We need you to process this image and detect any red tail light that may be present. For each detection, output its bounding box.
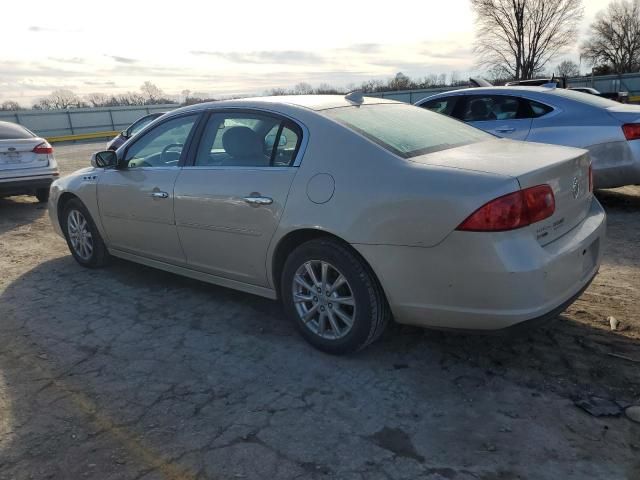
[32,141,53,154]
[588,164,593,192]
[456,185,555,232]
[622,123,640,141]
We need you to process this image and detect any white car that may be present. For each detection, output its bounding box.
[0,121,58,202]
[416,86,640,189]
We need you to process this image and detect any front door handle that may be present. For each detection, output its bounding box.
[243,196,273,206]
[495,126,516,134]
[151,191,169,199]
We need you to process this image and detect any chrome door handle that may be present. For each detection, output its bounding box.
[151,191,169,198]
[495,127,515,134]
[243,196,273,206]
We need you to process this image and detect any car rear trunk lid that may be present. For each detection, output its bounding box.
[0,138,49,171]
[411,139,593,245]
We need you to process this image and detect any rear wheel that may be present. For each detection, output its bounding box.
[35,188,49,203]
[62,198,110,268]
[281,238,390,354]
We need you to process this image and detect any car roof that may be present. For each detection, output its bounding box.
[167,95,401,117]
[422,86,557,98]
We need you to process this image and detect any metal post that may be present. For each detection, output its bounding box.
[108,109,115,131]
[67,110,75,135]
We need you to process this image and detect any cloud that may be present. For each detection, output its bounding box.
[191,50,325,64]
[48,57,85,64]
[29,25,82,33]
[342,43,382,54]
[107,55,138,64]
[84,80,116,87]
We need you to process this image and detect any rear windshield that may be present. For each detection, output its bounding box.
[547,88,621,108]
[0,121,34,140]
[323,103,491,158]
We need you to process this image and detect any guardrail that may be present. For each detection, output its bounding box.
[0,104,177,139]
[47,130,120,143]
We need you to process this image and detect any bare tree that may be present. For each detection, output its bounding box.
[292,82,314,95]
[557,59,581,76]
[387,72,412,90]
[471,0,584,80]
[140,81,164,103]
[1,100,21,111]
[44,89,83,109]
[85,92,110,107]
[581,0,640,74]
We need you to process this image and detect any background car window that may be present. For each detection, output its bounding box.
[461,96,525,122]
[420,97,458,116]
[124,114,197,168]
[526,100,554,118]
[194,112,302,167]
[129,116,157,136]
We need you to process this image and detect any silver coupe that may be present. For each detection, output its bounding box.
[49,94,606,354]
[416,86,640,189]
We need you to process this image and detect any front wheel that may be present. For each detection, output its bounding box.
[62,199,110,268]
[281,238,390,354]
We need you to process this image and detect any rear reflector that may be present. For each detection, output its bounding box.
[456,185,555,232]
[622,123,640,141]
[32,141,53,154]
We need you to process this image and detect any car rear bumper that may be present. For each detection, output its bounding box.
[354,197,606,330]
[590,140,640,188]
[0,173,57,196]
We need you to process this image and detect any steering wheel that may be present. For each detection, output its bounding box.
[161,143,183,163]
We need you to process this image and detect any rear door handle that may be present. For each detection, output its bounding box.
[243,196,273,206]
[151,191,169,199]
[495,127,516,134]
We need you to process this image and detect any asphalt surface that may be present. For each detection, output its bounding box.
[0,141,638,480]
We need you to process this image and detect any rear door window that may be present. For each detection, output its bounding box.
[419,96,459,116]
[460,96,529,122]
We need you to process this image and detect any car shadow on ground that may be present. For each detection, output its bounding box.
[1,255,639,478]
[0,196,47,236]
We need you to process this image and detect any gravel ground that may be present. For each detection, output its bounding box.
[0,141,639,480]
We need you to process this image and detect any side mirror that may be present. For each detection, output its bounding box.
[122,129,130,138]
[91,150,118,168]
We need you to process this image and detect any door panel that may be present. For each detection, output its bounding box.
[174,168,296,286]
[468,118,533,140]
[97,168,185,264]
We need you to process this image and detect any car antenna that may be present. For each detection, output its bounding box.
[344,90,364,104]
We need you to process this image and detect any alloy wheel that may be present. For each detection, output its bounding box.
[292,260,356,340]
[67,209,94,261]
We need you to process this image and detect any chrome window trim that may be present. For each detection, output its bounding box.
[179,166,296,171]
[182,106,310,169]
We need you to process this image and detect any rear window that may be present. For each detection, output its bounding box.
[324,103,491,158]
[0,122,34,140]
[547,89,621,108]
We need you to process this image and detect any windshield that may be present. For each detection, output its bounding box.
[0,122,34,140]
[323,103,491,158]
[548,88,621,108]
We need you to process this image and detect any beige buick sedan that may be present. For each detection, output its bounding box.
[49,95,605,354]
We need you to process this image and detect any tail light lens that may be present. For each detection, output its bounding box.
[32,141,53,155]
[457,185,555,232]
[622,123,640,141]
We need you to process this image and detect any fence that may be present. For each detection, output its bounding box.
[0,104,177,141]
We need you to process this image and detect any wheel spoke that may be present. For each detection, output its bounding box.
[332,296,354,306]
[328,274,346,295]
[294,274,313,292]
[317,311,327,333]
[294,293,314,303]
[321,262,328,290]
[302,303,319,322]
[333,307,354,328]
[327,310,341,336]
[305,262,320,287]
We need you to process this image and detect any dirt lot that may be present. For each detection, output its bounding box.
[0,141,639,480]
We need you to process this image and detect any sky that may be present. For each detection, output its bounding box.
[0,0,612,106]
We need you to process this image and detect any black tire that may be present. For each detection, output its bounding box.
[281,237,390,354]
[35,188,49,203]
[62,198,110,268]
